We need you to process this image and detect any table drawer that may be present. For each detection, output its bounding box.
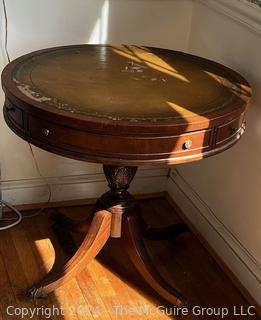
[4,99,24,128]
[216,114,245,145]
[28,115,73,145]
[28,113,212,160]
[170,129,212,155]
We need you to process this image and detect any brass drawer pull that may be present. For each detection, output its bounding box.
[183,139,192,150]
[41,128,50,137]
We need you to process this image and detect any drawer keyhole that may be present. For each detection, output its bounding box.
[231,127,238,134]
[183,139,192,150]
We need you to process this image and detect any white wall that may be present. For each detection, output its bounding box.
[168,0,261,305]
[0,0,193,204]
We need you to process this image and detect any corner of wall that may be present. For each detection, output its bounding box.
[167,168,261,307]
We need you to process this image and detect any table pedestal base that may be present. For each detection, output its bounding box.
[28,165,189,307]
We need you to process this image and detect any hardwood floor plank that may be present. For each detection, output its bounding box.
[99,262,150,320]
[10,223,41,289]
[0,230,47,320]
[0,250,17,320]
[0,198,258,319]
[55,278,94,320]
[86,260,120,320]
[97,238,172,320]
[21,213,65,320]
[76,269,113,320]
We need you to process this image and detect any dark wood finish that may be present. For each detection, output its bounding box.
[122,209,190,307]
[144,223,189,240]
[1,45,252,306]
[2,45,251,166]
[50,199,102,233]
[51,211,91,233]
[28,165,190,306]
[99,165,190,306]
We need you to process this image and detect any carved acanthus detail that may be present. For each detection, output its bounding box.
[103,165,137,196]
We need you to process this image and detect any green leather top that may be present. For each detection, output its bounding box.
[12,45,249,121]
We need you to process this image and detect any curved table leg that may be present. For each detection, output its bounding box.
[27,164,190,306]
[28,210,112,298]
[122,209,190,308]
[51,211,92,233]
[50,202,100,233]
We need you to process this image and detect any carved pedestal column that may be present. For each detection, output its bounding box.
[95,165,138,237]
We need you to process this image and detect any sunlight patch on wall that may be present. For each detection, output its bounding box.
[88,0,109,44]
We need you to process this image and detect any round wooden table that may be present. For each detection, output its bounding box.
[1,45,251,307]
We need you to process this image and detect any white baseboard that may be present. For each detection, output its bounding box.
[2,167,168,206]
[166,168,261,306]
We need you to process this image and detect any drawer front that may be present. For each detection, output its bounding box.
[170,130,212,155]
[216,114,245,145]
[4,99,24,129]
[28,114,212,159]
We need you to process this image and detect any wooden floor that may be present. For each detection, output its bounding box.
[0,197,258,319]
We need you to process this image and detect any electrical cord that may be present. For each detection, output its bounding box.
[0,200,22,230]
[0,0,52,230]
[2,0,10,63]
